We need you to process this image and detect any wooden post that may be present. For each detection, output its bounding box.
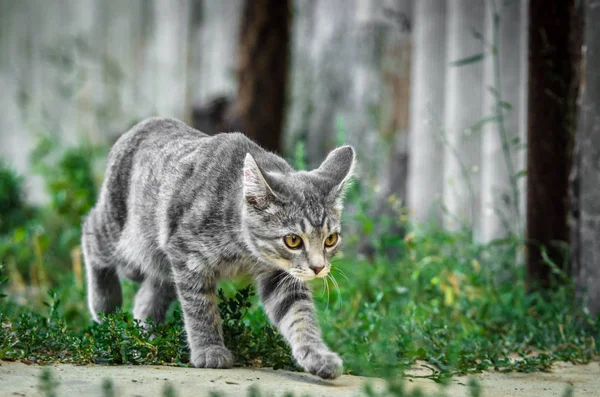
[572,0,600,315]
[229,0,291,153]
[526,0,581,287]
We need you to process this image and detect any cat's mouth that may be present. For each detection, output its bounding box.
[288,268,329,282]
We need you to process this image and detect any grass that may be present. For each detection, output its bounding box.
[0,138,599,392]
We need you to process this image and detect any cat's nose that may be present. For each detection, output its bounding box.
[310,265,325,275]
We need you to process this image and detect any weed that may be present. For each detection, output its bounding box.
[0,136,102,291]
[2,219,598,380]
[0,160,32,234]
[102,378,116,397]
[39,368,59,397]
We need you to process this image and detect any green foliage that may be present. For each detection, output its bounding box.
[467,377,481,397]
[0,263,8,299]
[293,140,307,171]
[0,263,291,368]
[0,160,31,234]
[0,136,103,285]
[30,134,98,231]
[219,286,296,370]
[315,225,599,380]
[102,379,116,397]
[163,383,178,397]
[2,220,597,381]
[450,53,485,66]
[39,368,58,397]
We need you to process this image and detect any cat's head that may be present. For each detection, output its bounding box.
[241,146,355,281]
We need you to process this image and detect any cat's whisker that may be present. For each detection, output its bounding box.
[326,275,331,310]
[276,272,292,293]
[331,275,341,310]
[328,273,342,310]
[332,267,349,282]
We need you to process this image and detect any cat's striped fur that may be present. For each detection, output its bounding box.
[82,117,354,379]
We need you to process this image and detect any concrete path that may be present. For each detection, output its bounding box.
[0,360,598,396]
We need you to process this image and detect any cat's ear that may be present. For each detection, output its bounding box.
[243,153,276,209]
[316,146,356,211]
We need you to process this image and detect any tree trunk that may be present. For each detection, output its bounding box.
[526,0,581,287]
[229,0,291,153]
[571,0,599,315]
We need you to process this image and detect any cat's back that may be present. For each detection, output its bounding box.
[109,117,206,165]
[108,117,284,174]
[100,117,290,217]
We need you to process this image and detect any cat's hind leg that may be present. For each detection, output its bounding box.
[133,279,176,328]
[82,210,123,323]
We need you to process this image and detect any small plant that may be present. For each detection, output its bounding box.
[0,160,31,234]
[0,264,8,299]
[30,134,99,248]
[0,277,293,370]
[0,136,107,288]
[102,379,116,397]
[39,368,58,397]
[219,286,296,370]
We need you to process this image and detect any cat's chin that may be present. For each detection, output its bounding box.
[286,270,314,282]
[295,275,316,282]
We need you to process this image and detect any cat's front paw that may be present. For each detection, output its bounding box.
[190,345,234,369]
[295,346,343,379]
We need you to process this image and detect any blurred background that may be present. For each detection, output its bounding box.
[0,0,525,235]
[1,0,600,377]
[0,0,598,316]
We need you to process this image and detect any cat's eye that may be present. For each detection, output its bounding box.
[324,233,339,248]
[284,234,303,249]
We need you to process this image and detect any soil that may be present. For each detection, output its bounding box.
[0,360,598,396]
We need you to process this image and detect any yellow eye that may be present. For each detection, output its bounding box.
[324,233,339,248]
[284,234,303,249]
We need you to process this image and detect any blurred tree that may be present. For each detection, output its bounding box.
[192,96,234,135]
[226,0,291,153]
[526,0,581,288]
[571,0,600,316]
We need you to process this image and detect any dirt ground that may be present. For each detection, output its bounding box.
[0,360,598,396]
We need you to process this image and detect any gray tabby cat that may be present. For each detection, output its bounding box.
[82,117,354,379]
